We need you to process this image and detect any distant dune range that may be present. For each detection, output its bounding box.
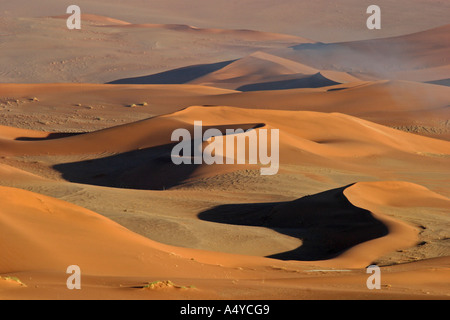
[2,0,450,42]
[52,14,313,42]
[109,24,450,89]
[0,14,311,84]
[1,13,448,86]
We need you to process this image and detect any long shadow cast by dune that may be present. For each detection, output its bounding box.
[426,78,450,87]
[53,122,265,190]
[237,73,340,92]
[198,185,389,261]
[16,132,82,141]
[53,143,201,190]
[107,60,236,84]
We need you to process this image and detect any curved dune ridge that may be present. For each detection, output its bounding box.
[165,106,450,159]
[186,53,363,90]
[112,50,362,90]
[1,105,449,190]
[0,180,448,298]
[2,106,449,157]
[332,181,450,268]
[199,181,450,267]
[0,106,450,198]
[188,51,323,89]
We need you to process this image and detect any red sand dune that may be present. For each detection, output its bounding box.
[182,52,361,90]
[1,179,449,299]
[1,106,449,159]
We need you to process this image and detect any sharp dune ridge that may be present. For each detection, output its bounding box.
[1,106,449,156]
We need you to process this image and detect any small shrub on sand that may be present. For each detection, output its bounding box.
[1,276,27,287]
[128,102,148,108]
[143,280,195,290]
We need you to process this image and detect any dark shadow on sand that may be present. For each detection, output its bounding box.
[198,185,389,261]
[237,73,340,91]
[53,143,200,190]
[15,132,83,141]
[52,122,265,190]
[426,78,450,87]
[107,60,236,85]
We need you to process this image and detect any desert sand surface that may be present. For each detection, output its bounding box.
[0,14,309,84]
[1,81,448,140]
[1,0,450,42]
[0,1,449,301]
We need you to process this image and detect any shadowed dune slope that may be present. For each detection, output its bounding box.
[199,185,390,261]
[108,60,236,85]
[188,52,322,90]
[236,72,341,91]
[1,181,447,276]
[200,181,449,266]
[109,51,359,90]
[2,106,449,157]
